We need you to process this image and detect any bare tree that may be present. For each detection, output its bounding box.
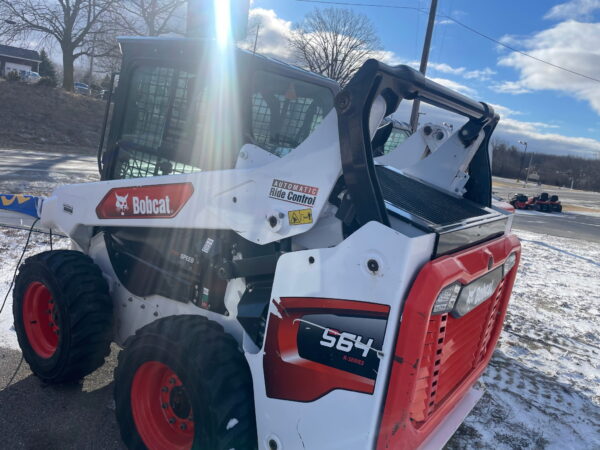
[289,8,381,86]
[110,0,186,37]
[0,0,115,90]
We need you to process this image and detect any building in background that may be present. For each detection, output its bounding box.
[0,44,41,78]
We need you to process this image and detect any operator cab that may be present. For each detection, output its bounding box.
[97,37,338,312]
[100,37,339,181]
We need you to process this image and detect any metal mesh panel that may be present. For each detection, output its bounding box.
[251,71,333,157]
[252,93,272,148]
[117,66,202,179]
[383,128,410,154]
[122,66,174,150]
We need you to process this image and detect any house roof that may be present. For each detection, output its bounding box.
[0,44,41,62]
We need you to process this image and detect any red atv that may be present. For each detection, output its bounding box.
[509,193,530,210]
[548,194,562,212]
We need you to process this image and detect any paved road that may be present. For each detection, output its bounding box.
[0,148,99,196]
[492,176,600,211]
[513,210,600,243]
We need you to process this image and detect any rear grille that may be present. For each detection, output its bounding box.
[409,280,505,424]
[375,165,487,226]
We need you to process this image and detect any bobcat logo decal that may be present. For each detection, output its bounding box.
[96,183,194,219]
[115,193,129,215]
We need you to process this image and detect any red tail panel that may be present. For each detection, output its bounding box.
[376,234,520,449]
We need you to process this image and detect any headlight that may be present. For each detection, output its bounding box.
[451,267,503,318]
[504,252,517,274]
[432,282,461,315]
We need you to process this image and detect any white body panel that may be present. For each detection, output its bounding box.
[39,111,343,248]
[376,125,484,196]
[247,222,435,449]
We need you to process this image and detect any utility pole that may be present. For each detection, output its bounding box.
[525,152,534,186]
[409,0,438,133]
[517,140,527,182]
[252,22,261,54]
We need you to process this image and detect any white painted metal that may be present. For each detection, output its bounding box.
[247,222,435,449]
[40,110,343,248]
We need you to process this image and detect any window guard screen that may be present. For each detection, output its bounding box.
[115,65,203,179]
[251,71,334,157]
[383,127,411,154]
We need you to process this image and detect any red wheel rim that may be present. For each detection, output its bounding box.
[131,361,195,450]
[22,281,59,358]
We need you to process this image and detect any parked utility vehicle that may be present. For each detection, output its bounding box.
[3,36,520,450]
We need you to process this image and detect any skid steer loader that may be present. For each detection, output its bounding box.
[3,35,520,450]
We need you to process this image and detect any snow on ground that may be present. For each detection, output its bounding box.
[0,228,70,350]
[449,230,600,449]
[0,224,599,448]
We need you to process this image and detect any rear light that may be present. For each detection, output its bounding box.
[504,252,517,274]
[431,282,461,315]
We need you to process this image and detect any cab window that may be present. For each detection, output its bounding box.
[115,65,204,179]
[251,71,334,157]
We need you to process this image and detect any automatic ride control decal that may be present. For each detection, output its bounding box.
[96,183,194,219]
[269,179,319,207]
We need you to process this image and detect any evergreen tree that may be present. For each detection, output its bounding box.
[38,49,57,85]
[100,74,111,89]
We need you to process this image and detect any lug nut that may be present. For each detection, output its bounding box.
[180,423,187,430]
[162,403,168,409]
[161,386,169,392]
[169,377,176,384]
[168,418,176,424]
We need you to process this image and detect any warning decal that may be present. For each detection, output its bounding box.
[269,179,318,207]
[288,209,313,225]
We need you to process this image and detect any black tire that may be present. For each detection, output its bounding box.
[114,315,257,450]
[13,250,113,383]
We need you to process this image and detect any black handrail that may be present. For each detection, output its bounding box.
[335,60,499,227]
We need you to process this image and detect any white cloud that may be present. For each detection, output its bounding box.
[241,8,294,61]
[464,67,497,81]
[488,103,523,118]
[544,0,600,20]
[497,21,600,114]
[429,62,465,75]
[429,77,477,96]
[491,81,532,95]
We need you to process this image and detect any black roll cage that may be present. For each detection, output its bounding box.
[335,60,499,228]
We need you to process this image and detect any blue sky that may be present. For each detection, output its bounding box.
[248,0,600,158]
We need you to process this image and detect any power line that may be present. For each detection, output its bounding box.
[296,0,600,84]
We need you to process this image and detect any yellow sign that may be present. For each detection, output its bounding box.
[288,208,313,225]
[1,194,32,206]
